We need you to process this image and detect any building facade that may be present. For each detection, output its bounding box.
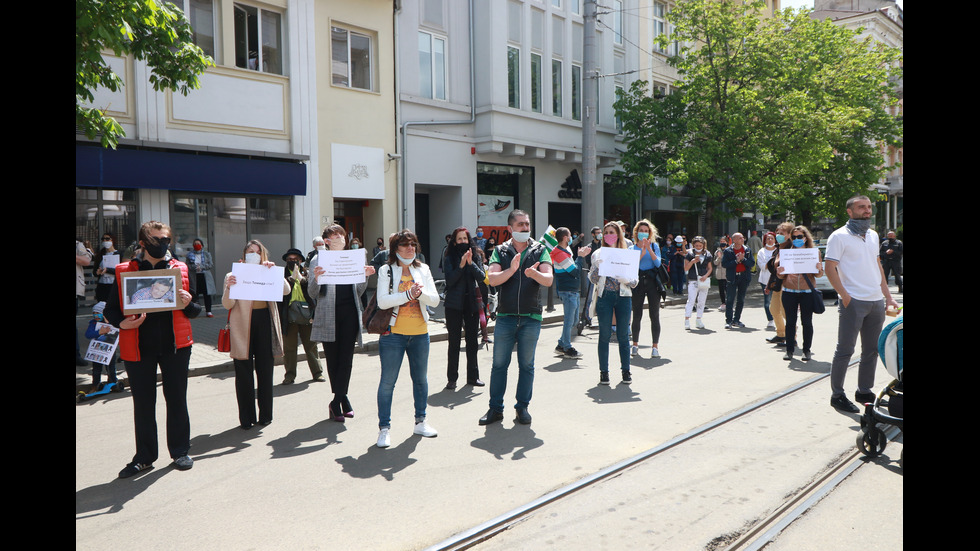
[76,0,401,303]
[396,0,638,276]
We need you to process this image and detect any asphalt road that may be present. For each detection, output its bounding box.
[75,289,903,550]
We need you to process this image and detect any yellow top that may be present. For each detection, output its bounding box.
[392,273,427,335]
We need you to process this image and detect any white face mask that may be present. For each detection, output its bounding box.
[245,252,261,264]
[102,241,113,250]
[396,253,416,265]
[315,245,326,251]
[511,231,530,243]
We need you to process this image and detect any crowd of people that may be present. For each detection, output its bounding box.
[75,197,901,479]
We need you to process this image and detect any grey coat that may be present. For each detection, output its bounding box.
[307,254,368,347]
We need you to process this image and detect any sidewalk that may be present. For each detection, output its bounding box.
[75,285,748,392]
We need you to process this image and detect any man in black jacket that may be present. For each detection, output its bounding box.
[879,230,903,293]
[479,210,553,426]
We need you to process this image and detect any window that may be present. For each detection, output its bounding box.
[234,3,283,75]
[418,31,446,100]
[611,0,623,45]
[332,26,374,90]
[507,46,520,109]
[187,0,215,58]
[652,2,666,54]
[531,53,542,113]
[615,85,624,132]
[571,64,582,121]
[552,59,562,117]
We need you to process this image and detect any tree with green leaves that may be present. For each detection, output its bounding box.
[613,0,902,236]
[76,0,213,148]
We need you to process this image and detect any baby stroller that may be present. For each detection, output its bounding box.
[856,313,903,467]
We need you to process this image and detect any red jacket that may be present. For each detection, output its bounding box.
[115,259,194,362]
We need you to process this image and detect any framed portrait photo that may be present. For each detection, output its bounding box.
[119,268,182,314]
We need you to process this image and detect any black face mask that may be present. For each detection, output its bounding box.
[454,242,470,256]
[142,238,171,259]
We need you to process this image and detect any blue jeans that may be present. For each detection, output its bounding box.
[725,272,750,324]
[377,332,430,429]
[596,290,632,372]
[488,315,541,412]
[557,291,580,349]
[761,283,773,321]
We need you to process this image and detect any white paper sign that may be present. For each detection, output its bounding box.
[316,249,367,285]
[230,263,286,301]
[103,254,120,269]
[597,248,641,281]
[85,322,120,364]
[779,248,821,274]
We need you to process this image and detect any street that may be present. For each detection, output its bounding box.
[75,289,903,550]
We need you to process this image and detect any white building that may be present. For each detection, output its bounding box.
[396,0,640,274]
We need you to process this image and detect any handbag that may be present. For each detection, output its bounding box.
[217,312,231,352]
[362,266,395,334]
[804,273,825,314]
[694,255,711,292]
[287,280,312,324]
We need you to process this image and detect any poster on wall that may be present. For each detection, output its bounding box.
[477,194,514,245]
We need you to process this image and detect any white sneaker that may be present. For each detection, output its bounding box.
[377,428,390,448]
[767,320,775,330]
[696,319,705,330]
[650,348,661,359]
[414,420,438,438]
[684,319,691,330]
[630,344,639,356]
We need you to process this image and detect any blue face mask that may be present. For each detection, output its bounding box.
[792,238,806,248]
[637,232,649,240]
[775,234,786,244]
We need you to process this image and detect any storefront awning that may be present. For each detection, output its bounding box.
[75,144,307,196]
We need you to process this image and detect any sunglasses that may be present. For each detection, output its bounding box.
[792,235,805,240]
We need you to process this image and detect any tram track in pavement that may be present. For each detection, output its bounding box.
[423,357,900,551]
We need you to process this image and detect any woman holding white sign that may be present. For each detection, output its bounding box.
[309,224,374,423]
[683,236,713,329]
[588,222,639,385]
[775,226,824,362]
[374,230,440,448]
[223,240,290,429]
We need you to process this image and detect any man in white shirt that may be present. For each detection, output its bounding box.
[824,196,900,413]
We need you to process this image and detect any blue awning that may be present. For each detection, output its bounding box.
[75,144,307,196]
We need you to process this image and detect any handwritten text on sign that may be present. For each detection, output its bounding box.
[779,248,821,274]
[597,248,640,281]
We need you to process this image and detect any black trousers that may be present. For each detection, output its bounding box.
[446,306,480,383]
[631,275,661,344]
[234,308,274,426]
[125,346,192,464]
[321,300,359,399]
[782,291,815,354]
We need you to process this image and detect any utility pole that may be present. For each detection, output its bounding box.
[581,0,600,235]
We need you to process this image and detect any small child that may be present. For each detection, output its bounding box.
[84,302,119,391]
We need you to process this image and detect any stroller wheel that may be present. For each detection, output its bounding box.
[857,427,887,457]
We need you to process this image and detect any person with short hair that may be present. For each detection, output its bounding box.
[479,210,553,426]
[279,248,323,384]
[824,196,900,413]
[310,225,375,422]
[722,232,755,328]
[879,230,903,293]
[551,226,589,358]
